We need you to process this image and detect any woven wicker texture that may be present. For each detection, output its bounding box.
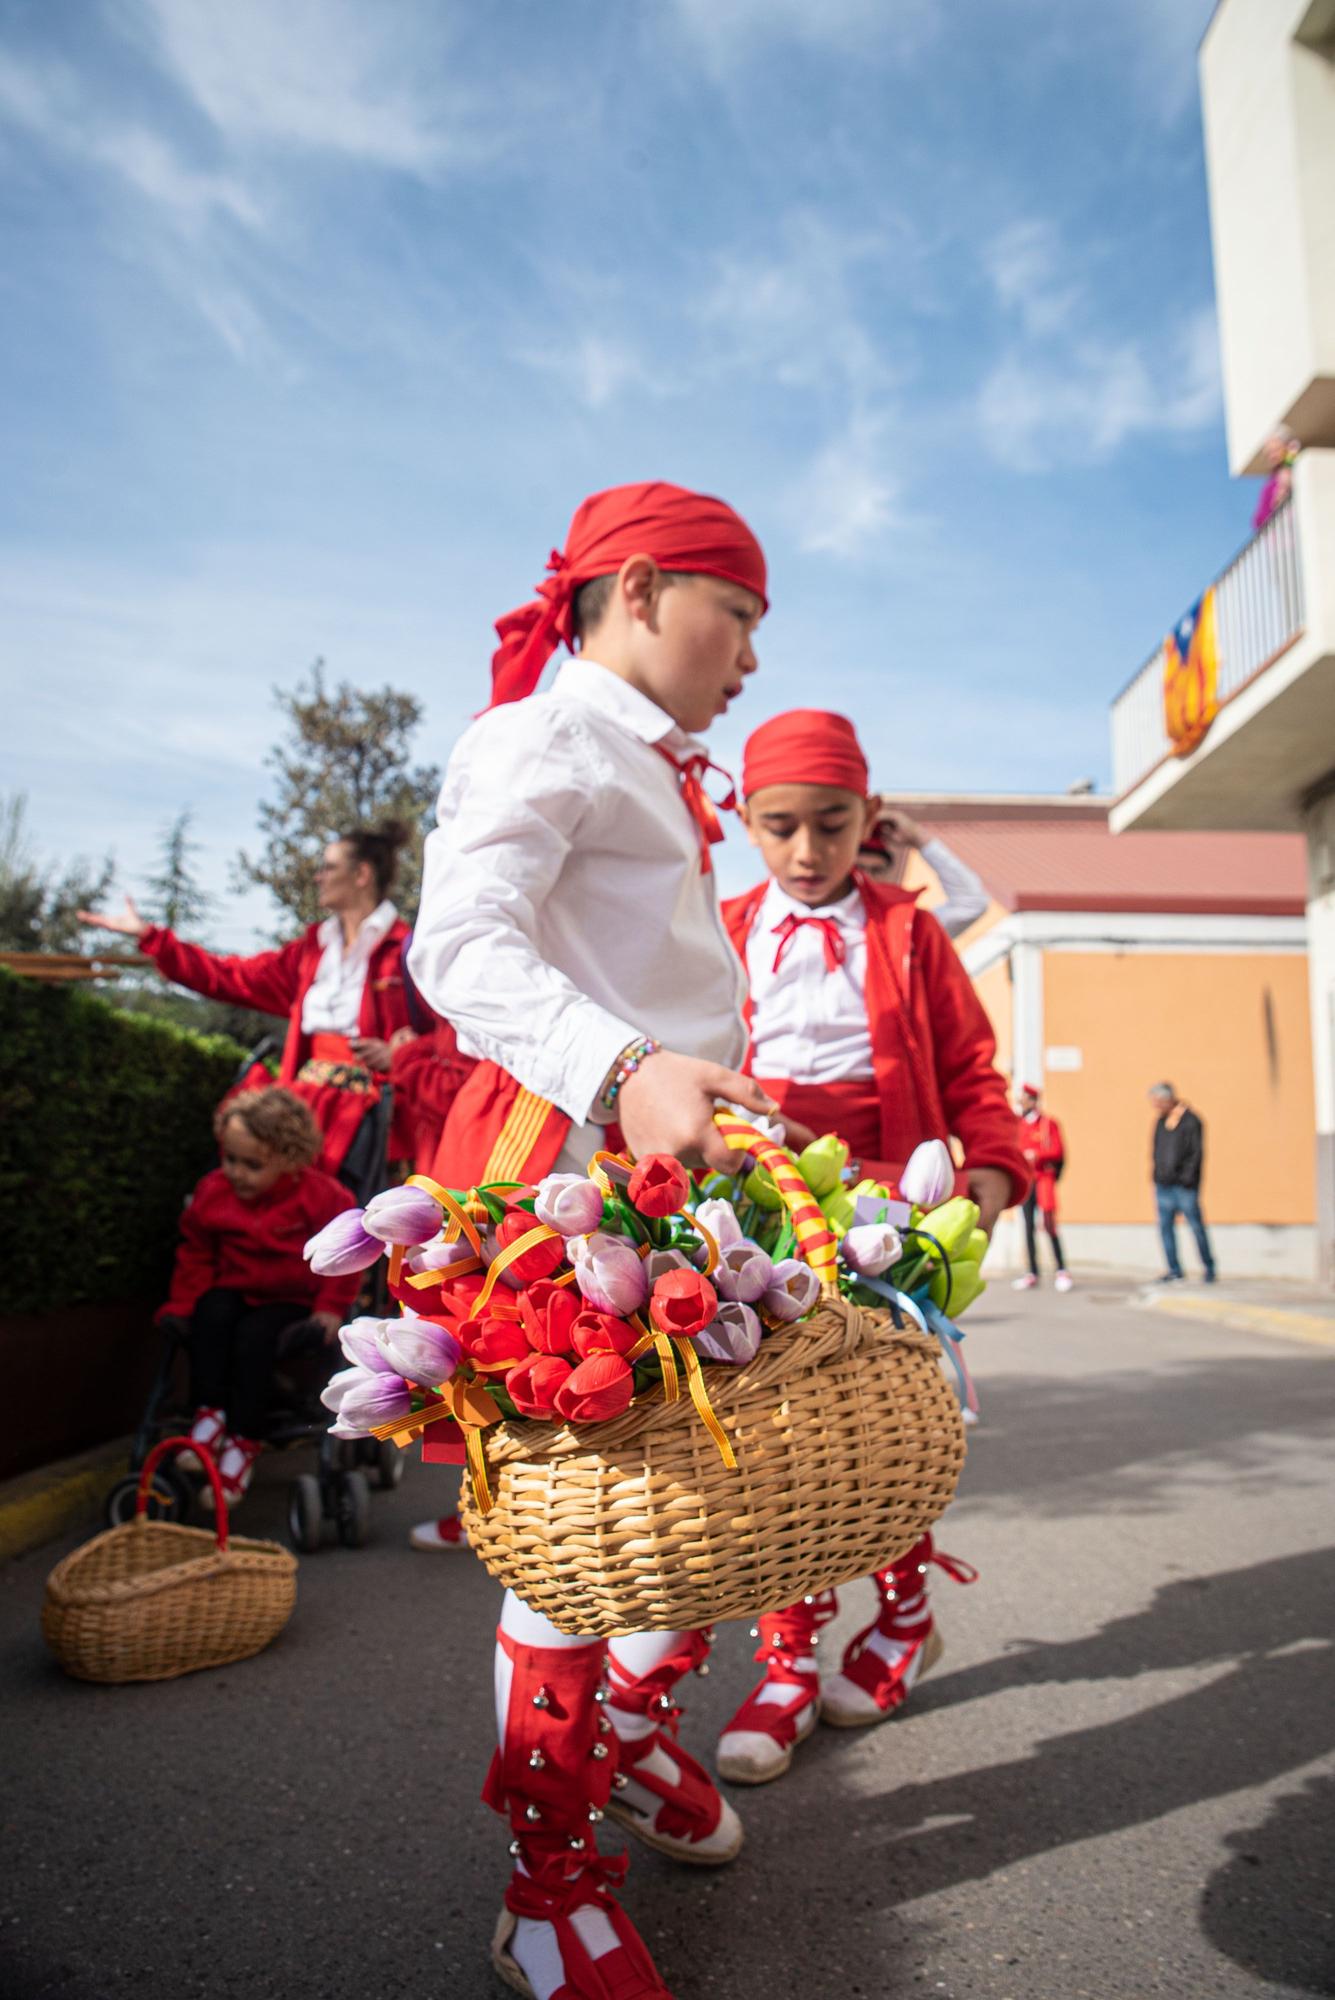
[42,1517,297,1684]
[460,1297,965,1637]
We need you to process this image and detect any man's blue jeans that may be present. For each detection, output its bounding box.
[1156,1184,1216,1278]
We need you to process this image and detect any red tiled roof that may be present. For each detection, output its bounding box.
[912,808,1307,917]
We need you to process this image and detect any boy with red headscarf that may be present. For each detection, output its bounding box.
[711,709,1028,1787]
[408,482,777,2000]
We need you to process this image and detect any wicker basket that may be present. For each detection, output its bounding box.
[461,1293,965,1637]
[42,1438,298,1684]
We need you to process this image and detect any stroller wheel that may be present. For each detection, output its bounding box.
[374,1439,405,1492]
[333,1469,372,1549]
[288,1474,323,1553]
[104,1466,190,1527]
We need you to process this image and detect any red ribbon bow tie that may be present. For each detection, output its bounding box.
[656,747,736,874]
[771,912,847,974]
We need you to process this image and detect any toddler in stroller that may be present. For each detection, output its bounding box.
[157,1087,362,1508]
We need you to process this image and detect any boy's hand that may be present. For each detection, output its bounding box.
[967,1167,1010,1238]
[774,1114,817,1153]
[617,1053,779,1174]
[876,808,925,852]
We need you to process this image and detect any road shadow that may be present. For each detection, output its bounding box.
[956,1347,1335,1517]
[774,1544,1335,1993]
[1201,1771,1335,1994]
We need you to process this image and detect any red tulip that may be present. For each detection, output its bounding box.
[649,1268,718,1340]
[506,1353,573,1419]
[627,1154,691,1219]
[553,1354,635,1424]
[517,1279,582,1355]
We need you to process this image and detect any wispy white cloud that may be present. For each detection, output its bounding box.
[0,50,261,234]
[978,306,1221,471]
[787,415,904,558]
[977,210,1221,471]
[131,0,492,176]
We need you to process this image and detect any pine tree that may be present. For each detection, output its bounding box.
[143,807,214,934]
[233,663,440,931]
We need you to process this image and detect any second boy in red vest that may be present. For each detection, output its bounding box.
[714,709,1028,1784]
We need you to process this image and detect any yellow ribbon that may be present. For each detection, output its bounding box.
[407,1175,483,1258]
[403,1254,483,1291]
[678,1339,737,1471]
[371,1375,502,1515]
[588,1149,632,1199]
[627,1312,679,1401]
[473,1222,562,1311]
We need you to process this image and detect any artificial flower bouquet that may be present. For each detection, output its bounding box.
[305,1116,969,1634]
[305,1124,982,1513]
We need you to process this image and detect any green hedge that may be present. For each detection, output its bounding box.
[0,970,246,1314]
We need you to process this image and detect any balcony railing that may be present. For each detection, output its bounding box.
[1111,498,1305,797]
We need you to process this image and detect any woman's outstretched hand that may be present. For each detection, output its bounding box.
[75,894,150,940]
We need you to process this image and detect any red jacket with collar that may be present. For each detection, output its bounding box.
[158,1166,361,1324]
[723,874,1029,1205]
[140,918,412,1082]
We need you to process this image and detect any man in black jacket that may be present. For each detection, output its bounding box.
[1149,1082,1217,1282]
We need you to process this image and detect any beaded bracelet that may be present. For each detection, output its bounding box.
[596,1036,662,1119]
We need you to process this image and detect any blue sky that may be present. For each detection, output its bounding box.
[2,0,1241,944]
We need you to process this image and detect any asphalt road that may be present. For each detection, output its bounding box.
[3,1284,1333,2000]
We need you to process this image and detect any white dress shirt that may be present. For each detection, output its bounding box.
[409,660,748,1149]
[300,899,399,1035]
[921,838,988,939]
[746,880,874,1084]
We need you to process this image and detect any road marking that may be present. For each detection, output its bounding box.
[1141,1293,1335,1349]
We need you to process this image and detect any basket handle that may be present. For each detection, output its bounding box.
[137,1436,229,1550]
[711,1111,840,1297]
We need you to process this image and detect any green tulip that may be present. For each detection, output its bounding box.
[796,1134,849,1198]
[743,1163,785,1210]
[919,1197,980,1264]
[820,1187,857,1236]
[928,1257,986,1316]
[966,1228,990,1265]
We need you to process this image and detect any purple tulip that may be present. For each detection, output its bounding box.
[305,1209,383,1276]
[338,1318,400,1373]
[534,1173,606,1237]
[841,1223,903,1277]
[693,1198,744,1251]
[899,1140,954,1212]
[375,1316,462,1385]
[407,1238,477,1276]
[320,1365,411,1438]
[569,1231,649,1316]
[762,1258,822,1323]
[362,1184,444,1247]
[643,1247,693,1286]
[714,1239,774,1305]
[695,1301,763,1366]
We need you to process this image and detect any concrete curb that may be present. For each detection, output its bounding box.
[0,1438,130,1563]
[1137,1289,1335,1348]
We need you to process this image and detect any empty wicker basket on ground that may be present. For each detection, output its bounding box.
[462,1289,966,1638]
[42,1438,297,1684]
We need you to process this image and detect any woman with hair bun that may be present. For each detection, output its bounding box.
[80,822,417,1171]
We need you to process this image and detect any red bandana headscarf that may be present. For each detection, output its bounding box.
[489,480,768,708]
[741,710,869,800]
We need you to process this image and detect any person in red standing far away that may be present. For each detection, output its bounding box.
[1011,1082,1073,1292]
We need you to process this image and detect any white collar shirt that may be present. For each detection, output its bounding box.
[409,659,748,1153]
[301,899,399,1036]
[745,879,874,1084]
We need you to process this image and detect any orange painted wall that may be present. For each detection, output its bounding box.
[1039,951,1315,1224]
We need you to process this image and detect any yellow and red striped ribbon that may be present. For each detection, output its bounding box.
[710,1111,840,1296]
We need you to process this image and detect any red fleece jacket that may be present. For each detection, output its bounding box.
[159,1166,361,1324]
[723,874,1029,1205]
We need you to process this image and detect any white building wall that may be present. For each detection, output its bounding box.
[1201,0,1335,472]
